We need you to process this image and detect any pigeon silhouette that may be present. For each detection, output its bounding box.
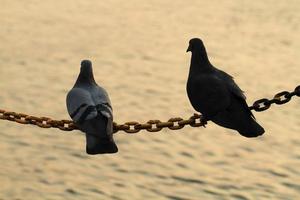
[186,38,264,137]
[66,60,118,154]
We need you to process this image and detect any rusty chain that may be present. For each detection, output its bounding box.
[0,85,299,134]
[249,85,300,111]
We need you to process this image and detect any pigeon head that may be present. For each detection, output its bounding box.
[80,60,93,75]
[187,38,210,65]
[76,60,96,85]
[186,38,206,53]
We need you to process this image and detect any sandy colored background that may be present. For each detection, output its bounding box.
[0,0,299,199]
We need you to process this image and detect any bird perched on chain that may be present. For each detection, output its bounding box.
[186,38,264,137]
[66,60,118,154]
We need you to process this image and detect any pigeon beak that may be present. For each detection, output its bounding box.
[186,45,192,52]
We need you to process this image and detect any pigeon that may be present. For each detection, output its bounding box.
[186,38,264,137]
[66,60,118,154]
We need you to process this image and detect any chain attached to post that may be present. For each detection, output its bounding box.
[0,85,299,134]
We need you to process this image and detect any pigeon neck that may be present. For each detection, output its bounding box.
[75,70,96,86]
[191,48,210,68]
[190,50,211,72]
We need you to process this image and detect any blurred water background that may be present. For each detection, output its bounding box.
[0,0,299,199]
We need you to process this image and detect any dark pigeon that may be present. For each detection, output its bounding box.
[66,60,118,154]
[186,38,264,137]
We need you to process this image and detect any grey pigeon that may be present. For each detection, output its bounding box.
[186,38,264,137]
[66,60,118,154]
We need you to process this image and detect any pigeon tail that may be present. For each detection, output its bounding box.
[86,134,118,155]
[237,120,265,138]
[211,97,265,138]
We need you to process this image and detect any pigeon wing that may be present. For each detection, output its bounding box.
[215,69,254,118]
[92,85,113,119]
[215,69,246,99]
[66,87,98,124]
[94,85,114,135]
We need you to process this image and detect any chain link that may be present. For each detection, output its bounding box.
[0,85,299,134]
[249,85,300,112]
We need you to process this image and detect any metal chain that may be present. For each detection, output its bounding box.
[249,85,300,112]
[0,85,299,134]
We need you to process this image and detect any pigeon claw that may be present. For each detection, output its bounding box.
[200,115,208,128]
